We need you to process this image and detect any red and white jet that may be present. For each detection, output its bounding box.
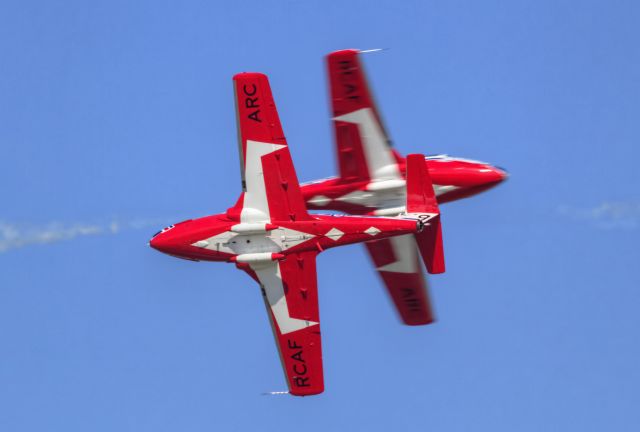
[299,49,508,325]
[150,72,446,396]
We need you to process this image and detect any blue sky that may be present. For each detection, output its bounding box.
[1,0,639,430]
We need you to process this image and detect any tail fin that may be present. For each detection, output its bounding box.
[405,154,445,274]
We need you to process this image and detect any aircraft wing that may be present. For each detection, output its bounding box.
[242,251,324,396]
[364,234,435,325]
[232,73,312,223]
[327,49,402,183]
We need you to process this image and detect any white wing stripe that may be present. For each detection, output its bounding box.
[241,140,286,223]
[252,262,318,335]
[376,234,419,274]
[333,108,401,181]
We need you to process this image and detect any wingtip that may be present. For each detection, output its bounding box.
[359,48,387,54]
[326,48,359,59]
[233,72,268,81]
[261,390,290,396]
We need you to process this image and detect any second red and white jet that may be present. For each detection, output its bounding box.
[299,49,508,325]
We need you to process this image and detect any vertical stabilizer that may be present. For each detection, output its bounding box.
[405,154,445,274]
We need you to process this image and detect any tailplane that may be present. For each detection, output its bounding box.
[405,154,445,274]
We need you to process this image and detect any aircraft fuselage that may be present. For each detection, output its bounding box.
[150,213,423,263]
[300,155,508,215]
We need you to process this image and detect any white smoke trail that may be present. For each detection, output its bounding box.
[0,218,173,253]
[557,200,640,230]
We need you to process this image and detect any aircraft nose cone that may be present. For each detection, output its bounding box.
[149,220,199,260]
[149,233,166,252]
[461,163,509,187]
[486,165,509,184]
[149,231,177,255]
[499,166,509,181]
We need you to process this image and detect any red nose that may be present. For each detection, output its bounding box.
[149,228,180,255]
[481,165,509,185]
[427,160,508,188]
[149,233,170,253]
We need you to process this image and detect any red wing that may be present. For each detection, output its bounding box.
[234,72,286,151]
[364,234,435,326]
[243,251,324,396]
[326,50,401,183]
[327,49,386,124]
[232,73,312,223]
